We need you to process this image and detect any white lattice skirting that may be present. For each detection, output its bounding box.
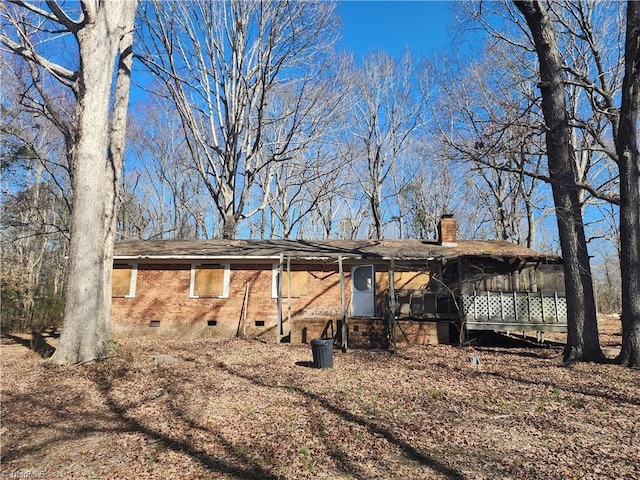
[462,291,568,332]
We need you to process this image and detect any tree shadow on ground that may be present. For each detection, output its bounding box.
[3,332,57,358]
[219,363,467,480]
[88,367,281,480]
[2,356,279,479]
[463,332,564,360]
[467,331,564,348]
[294,360,315,368]
[432,359,640,408]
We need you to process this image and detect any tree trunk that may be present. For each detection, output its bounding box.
[370,189,383,239]
[221,214,238,240]
[51,1,138,365]
[103,3,137,345]
[514,0,604,363]
[616,1,640,368]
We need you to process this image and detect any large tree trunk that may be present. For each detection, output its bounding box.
[370,188,383,239]
[616,1,640,368]
[221,213,238,240]
[514,0,604,363]
[103,3,138,344]
[51,1,137,365]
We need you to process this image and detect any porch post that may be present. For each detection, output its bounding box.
[388,257,397,352]
[277,254,283,343]
[287,255,292,332]
[339,256,348,352]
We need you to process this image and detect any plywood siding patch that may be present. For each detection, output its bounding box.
[285,270,308,297]
[112,265,132,297]
[376,271,431,293]
[194,265,225,297]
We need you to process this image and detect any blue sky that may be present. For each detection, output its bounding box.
[336,1,454,59]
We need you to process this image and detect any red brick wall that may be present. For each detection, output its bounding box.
[112,261,450,346]
[112,262,353,341]
[113,263,278,338]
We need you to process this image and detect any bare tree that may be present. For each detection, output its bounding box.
[432,40,552,248]
[397,153,459,240]
[137,0,338,239]
[446,1,622,237]
[444,0,636,363]
[1,0,138,364]
[0,164,66,331]
[513,0,604,362]
[523,0,638,366]
[1,47,73,333]
[290,161,353,240]
[347,51,424,239]
[614,1,640,367]
[123,97,213,239]
[503,0,638,366]
[253,66,347,239]
[261,148,342,239]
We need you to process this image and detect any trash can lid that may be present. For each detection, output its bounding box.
[310,337,334,346]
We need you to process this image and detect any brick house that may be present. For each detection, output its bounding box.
[112,217,566,347]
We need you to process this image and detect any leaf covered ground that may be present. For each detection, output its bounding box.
[1,317,638,480]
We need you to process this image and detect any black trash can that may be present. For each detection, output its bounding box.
[310,337,334,369]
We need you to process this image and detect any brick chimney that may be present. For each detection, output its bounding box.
[438,214,457,246]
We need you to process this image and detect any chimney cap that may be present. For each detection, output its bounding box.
[441,213,454,219]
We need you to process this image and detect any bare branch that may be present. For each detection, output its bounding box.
[7,1,59,24]
[0,34,77,87]
[45,0,83,33]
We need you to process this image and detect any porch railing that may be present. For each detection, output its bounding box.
[393,290,458,319]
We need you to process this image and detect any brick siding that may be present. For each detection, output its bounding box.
[112,261,450,346]
[112,262,354,341]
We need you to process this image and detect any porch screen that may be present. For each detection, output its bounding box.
[112,265,132,297]
[194,265,225,297]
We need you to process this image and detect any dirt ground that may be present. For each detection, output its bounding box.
[1,315,638,480]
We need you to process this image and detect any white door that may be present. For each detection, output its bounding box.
[351,265,375,317]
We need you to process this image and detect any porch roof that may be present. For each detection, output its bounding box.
[114,239,559,263]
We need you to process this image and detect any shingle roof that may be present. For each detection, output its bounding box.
[114,239,559,263]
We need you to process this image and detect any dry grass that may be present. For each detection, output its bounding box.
[1,316,638,480]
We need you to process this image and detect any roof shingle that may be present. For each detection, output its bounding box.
[114,239,559,262]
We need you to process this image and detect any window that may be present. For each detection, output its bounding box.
[353,265,373,292]
[112,264,137,298]
[190,264,230,298]
[272,264,308,298]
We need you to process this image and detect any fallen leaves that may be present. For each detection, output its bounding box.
[1,321,638,479]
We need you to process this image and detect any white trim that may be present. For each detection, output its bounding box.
[115,255,282,261]
[125,264,138,298]
[271,263,279,299]
[114,254,438,262]
[189,265,196,298]
[222,265,230,298]
[189,263,230,299]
